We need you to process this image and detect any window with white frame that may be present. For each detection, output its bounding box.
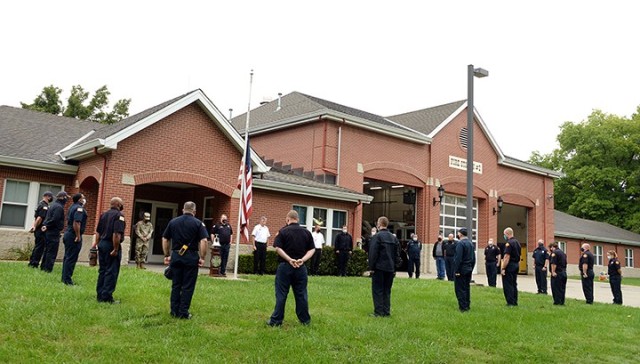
[293,205,346,246]
[593,245,603,265]
[0,179,63,229]
[439,194,477,242]
[625,249,634,267]
[558,241,566,252]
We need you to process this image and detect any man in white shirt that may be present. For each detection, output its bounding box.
[252,216,271,275]
[310,224,325,275]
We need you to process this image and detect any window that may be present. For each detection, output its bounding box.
[625,249,634,267]
[0,180,63,229]
[293,205,346,246]
[439,194,477,242]
[0,180,30,227]
[558,241,566,252]
[593,245,603,265]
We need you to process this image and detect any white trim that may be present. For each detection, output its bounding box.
[0,155,77,174]
[554,231,640,247]
[253,178,372,204]
[56,130,96,157]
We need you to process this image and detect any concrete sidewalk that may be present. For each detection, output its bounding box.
[395,271,640,308]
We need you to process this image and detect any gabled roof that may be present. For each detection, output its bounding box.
[231,92,430,144]
[58,89,270,174]
[257,169,372,203]
[555,210,640,247]
[0,106,101,174]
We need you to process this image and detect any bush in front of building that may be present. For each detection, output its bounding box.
[238,246,369,276]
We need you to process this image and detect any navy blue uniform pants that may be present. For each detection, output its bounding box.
[269,262,310,325]
[371,270,395,316]
[41,232,60,272]
[61,230,82,284]
[551,271,567,305]
[253,243,267,275]
[96,240,121,302]
[29,230,46,268]
[310,248,322,275]
[502,262,519,305]
[485,262,498,287]
[337,251,350,276]
[219,244,230,275]
[454,272,472,311]
[609,275,622,304]
[535,265,548,293]
[581,270,594,303]
[407,256,420,278]
[445,257,455,281]
[170,251,200,317]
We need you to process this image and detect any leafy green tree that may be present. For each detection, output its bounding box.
[22,84,131,124]
[529,108,640,233]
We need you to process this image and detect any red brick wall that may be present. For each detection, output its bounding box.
[559,237,639,269]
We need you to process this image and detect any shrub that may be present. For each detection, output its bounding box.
[8,242,34,261]
[238,246,369,277]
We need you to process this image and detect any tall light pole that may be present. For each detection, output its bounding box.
[466,65,488,245]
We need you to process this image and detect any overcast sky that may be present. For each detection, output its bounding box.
[2,1,638,160]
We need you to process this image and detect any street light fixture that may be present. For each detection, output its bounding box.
[466,65,489,242]
[433,185,445,206]
[493,196,504,215]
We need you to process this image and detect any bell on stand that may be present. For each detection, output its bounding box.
[209,235,222,277]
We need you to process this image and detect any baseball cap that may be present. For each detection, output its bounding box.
[56,191,69,198]
[43,191,54,198]
[144,212,151,220]
[458,227,468,236]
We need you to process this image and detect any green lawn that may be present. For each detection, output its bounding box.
[1,261,639,363]
[568,275,640,287]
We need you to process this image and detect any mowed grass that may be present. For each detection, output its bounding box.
[1,261,639,364]
[569,275,640,287]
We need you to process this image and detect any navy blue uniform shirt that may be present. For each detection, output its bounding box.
[163,214,208,251]
[484,245,500,263]
[96,207,125,242]
[504,238,521,264]
[533,246,549,266]
[212,223,233,244]
[34,200,49,226]
[444,240,457,257]
[453,237,476,274]
[42,199,66,234]
[66,202,88,235]
[273,223,314,262]
[579,250,595,270]
[608,258,621,276]
[550,249,567,272]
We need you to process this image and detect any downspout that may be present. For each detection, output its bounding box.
[93,147,108,227]
[543,178,547,244]
[337,123,342,185]
[321,118,327,170]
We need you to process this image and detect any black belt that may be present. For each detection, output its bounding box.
[256,241,267,244]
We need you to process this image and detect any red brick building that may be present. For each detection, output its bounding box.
[1,89,638,275]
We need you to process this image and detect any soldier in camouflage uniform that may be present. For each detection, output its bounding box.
[135,212,154,269]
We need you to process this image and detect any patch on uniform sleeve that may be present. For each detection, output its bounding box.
[506,243,510,247]
[616,261,620,265]
[582,254,587,258]
[77,208,83,212]
[202,222,205,227]
[551,253,555,257]
[43,206,48,210]
[119,216,125,221]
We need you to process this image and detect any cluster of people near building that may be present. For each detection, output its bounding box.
[25,191,626,324]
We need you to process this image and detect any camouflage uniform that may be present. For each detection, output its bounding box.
[135,216,154,267]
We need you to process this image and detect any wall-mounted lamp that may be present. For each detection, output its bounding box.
[493,196,504,215]
[433,185,445,206]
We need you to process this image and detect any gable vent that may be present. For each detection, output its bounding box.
[459,127,468,149]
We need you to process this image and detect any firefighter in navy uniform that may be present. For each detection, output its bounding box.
[532,240,550,294]
[500,227,521,306]
[93,197,125,304]
[549,242,567,305]
[28,191,53,268]
[579,243,595,304]
[607,250,623,305]
[61,193,88,285]
[40,191,69,273]
[162,201,208,319]
[211,214,233,277]
[443,234,457,281]
[483,239,500,287]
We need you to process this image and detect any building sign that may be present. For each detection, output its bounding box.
[449,156,482,174]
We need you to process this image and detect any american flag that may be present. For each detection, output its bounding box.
[237,138,253,242]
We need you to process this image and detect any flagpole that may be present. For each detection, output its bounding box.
[233,69,253,279]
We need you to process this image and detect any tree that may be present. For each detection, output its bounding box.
[21,85,131,124]
[528,108,640,233]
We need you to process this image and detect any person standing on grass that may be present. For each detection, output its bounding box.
[406,233,422,279]
[368,216,401,317]
[162,201,208,319]
[500,227,521,306]
[40,191,69,273]
[93,197,125,304]
[579,243,595,304]
[483,239,500,287]
[453,227,475,312]
[607,250,623,305]
[334,225,353,276]
[251,216,271,275]
[532,240,549,294]
[267,210,315,327]
[310,224,325,275]
[134,212,154,270]
[28,191,53,269]
[444,233,457,281]
[61,193,88,285]
[549,242,567,305]
[211,214,233,277]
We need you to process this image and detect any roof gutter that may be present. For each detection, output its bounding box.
[0,155,77,174]
[253,179,373,204]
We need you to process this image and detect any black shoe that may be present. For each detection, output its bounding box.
[63,281,75,286]
[300,321,310,326]
[266,321,281,327]
[179,313,192,320]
